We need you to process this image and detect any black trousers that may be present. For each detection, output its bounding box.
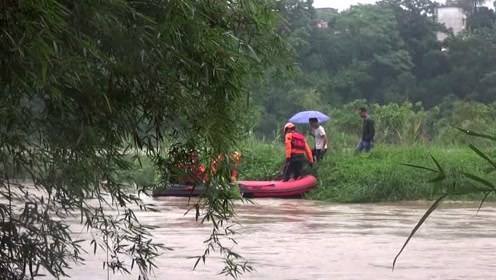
[313,148,326,162]
[283,154,305,181]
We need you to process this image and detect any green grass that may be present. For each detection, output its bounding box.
[309,146,488,202]
[238,138,285,180]
[238,140,493,203]
[115,139,494,203]
[115,155,159,187]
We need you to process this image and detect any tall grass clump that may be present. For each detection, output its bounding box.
[115,155,159,187]
[308,145,487,202]
[238,137,284,180]
[237,137,487,202]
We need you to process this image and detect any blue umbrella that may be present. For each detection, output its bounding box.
[289,110,330,124]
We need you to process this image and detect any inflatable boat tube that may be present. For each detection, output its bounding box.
[237,175,317,198]
[152,176,317,198]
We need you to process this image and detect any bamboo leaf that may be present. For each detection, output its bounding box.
[462,172,496,191]
[468,144,496,170]
[477,192,491,215]
[401,163,438,173]
[429,155,446,182]
[393,193,448,269]
[456,128,496,142]
[403,158,445,182]
[430,155,444,174]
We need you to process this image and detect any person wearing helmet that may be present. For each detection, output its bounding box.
[210,151,242,182]
[282,122,314,181]
[229,151,242,182]
[170,149,207,184]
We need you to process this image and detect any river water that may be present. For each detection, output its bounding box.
[67,198,496,280]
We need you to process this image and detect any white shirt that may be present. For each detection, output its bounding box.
[311,126,327,150]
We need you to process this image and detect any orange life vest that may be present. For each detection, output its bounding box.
[209,152,241,182]
[285,132,314,163]
[290,132,307,153]
[176,161,206,184]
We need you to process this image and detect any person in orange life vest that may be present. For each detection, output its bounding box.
[228,151,241,182]
[282,122,313,181]
[209,151,242,182]
[173,150,206,184]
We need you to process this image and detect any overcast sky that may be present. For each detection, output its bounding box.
[313,0,378,10]
[313,0,494,10]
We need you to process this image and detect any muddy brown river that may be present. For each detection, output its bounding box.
[65,198,496,280]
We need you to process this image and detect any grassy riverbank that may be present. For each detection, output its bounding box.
[117,139,492,203]
[238,140,491,202]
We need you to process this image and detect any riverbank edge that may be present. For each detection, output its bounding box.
[238,142,493,203]
[117,142,493,203]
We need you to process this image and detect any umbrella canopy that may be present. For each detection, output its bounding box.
[288,110,330,124]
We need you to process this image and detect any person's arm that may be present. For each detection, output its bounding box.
[363,121,368,141]
[230,170,238,182]
[284,133,292,160]
[198,164,207,183]
[304,142,314,164]
[361,120,366,140]
[370,119,375,140]
[321,127,328,149]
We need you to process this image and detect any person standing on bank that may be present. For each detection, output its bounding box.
[283,122,314,181]
[357,107,375,152]
[309,118,328,162]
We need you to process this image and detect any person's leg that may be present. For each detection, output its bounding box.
[313,149,320,162]
[316,149,324,161]
[364,141,372,152]
[320,149,326,160]
[293,157,303,179]
[356,141,365,152]
[283,159,294,181]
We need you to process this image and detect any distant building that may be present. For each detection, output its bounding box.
[436,6,466,41]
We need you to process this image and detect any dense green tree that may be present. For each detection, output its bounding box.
[468,6,496,29]
[249,0,316,136]
[444,28,496,101]
[250,0,496,136]
[0,0,286,278]
[276,0,315,54]
[448,0,488,14]
[307,4,414,102]
[315,7,338,22]
[379,0,444,79]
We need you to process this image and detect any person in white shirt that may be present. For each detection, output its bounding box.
[309,118,328,162]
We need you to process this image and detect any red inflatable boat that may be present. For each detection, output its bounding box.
[238,175,318,198]
[152,175,318,198]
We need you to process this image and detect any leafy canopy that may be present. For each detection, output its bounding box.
[0,0,287,279]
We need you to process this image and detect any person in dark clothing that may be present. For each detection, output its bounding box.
[356,107,375,152]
